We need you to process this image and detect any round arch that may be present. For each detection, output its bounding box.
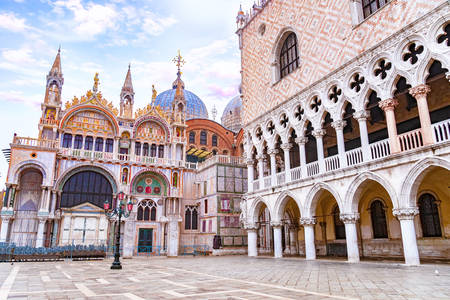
[304,182,343,218]
[60,105,120,136]
[130,169,171,197]
[133,115,171,141]
[56,164,119,193]
[10,160,47,185]
[344,171,398,213]
[400,157,450,208]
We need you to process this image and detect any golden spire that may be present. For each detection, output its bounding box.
[172,50,185,74]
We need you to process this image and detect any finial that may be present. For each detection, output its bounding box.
[152,84,157,105]
[172,50,185,75]
[58,44,61,53]
[128,63,131,70]
[93,72,99,92]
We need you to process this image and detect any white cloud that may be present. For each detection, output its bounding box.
[0,90,41,107]
[141,12,177,36]
[0,12,28,32]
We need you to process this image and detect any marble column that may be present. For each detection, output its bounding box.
[289,225,298,254]
[271,221,283,258]
[9,185,17,210]
[331,120,347,168]
[130,138,136,161]
[300,217,316,260]
[409,84,433,145]
[353,110,371,161]
[393,208,420,266]
[246,159,254,192]
[379,98,400,153]
[256,154,265,185]
[268,149,278,186]
[246,224,259,257]
[295,137,308,178]
[340,213,360,263]
[3,186,10,208]
[281,143,292,182]
[0,216,12,242]
[312,129,326,173]
[36,217,47,247]
[113,137,120,160]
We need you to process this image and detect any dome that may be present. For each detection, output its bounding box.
[154,87,208,120]
[221,95,242,132]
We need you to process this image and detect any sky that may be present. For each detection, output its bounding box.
[0,0,255,187]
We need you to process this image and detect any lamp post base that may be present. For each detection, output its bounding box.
[110,262,122,270]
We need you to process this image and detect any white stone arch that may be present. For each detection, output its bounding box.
[337,95,357,120]
[248,196,272,224]
[427,14,450,53]
[343,66,368,100]
[416,54,450,85]
[303,182,344,218]
[387,68,415,97]
[270,26,302,83]
[275,109,291,136]
[367,51,395,85]
[344,171,399,213]
[272,191,302,222]
[263,117,276,139]
[400,157,450,208]
[10,160,48,186]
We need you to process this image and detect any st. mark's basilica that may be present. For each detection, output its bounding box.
[1,0,450,266]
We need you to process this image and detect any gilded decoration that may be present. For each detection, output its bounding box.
[135,121,165,142]
[134,104,170,123]
[65,110,115,136]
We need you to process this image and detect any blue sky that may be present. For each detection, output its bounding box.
[0,0,254,186]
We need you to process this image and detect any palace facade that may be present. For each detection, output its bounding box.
[0,51,247,257]
[238,0,450,265]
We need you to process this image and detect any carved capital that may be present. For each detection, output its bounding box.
[280,143,292,151]
[353,110,370,121]
[270,221,283,228]
[267,149,279,156]
[295,137,308,145]
[300,217,316,226]
[37,216,48,224]
[312,129,326,138]
[393,207,419,220]
[409,84,430,98]
[256,154,265,161]
[340,213,359,224]
[244,222,259,231]
[378,98,398,111]
[246,158,254,166]
[331,120,347,130]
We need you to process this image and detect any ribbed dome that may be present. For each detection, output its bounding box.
[154,88,208,120]
[221,95,242,132]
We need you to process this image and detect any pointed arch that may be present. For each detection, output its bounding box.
[304,182,343,218]
[273,191,302,222]
[248,196,271,224]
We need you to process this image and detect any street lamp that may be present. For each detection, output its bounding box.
[104,191,133,270]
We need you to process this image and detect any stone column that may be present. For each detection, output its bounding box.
[281,143,292,182]
[71,135,75,149]
[0,215,12,242]
[409,84,433,145]
[130,138,136,161]
[295,137,308,178]
[8,185,17,210]
[36,217,47,247]
[289,225,298,254]
[271,221,283,258]
[353,110,371,161]
[393,208,420,266]
[340,213,360,263]
[256,154,265,184]
[331,120,347,168]
[312,129,326,173]
[3,186,10,208]
[39,186,46,211]
[246,224,259,257]
[268,149,278,186]
[50,190,57,216]
[300,217,316,260]
[246,159,254,192]
[113,137,120,160]
[379,98,400,153]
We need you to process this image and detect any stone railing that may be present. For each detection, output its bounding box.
[370,139,390,160]
[40,118,59,126]
[346,148,363,166]
[433,120,450,143]
[325,155,340,172]
[398,129,423,152]
[12,137,58,149]
[196,155,245,170]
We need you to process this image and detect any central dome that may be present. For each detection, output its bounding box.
[154,79,208,120]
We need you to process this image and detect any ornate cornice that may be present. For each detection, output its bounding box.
[393,207,419,220]
[409,84,431,98]
[340,213,360,224]
[300,217,316,226]
[378,98,398,111]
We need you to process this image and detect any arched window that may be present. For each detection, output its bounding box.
[137,200,157,221]
[158,145,164,158]
[135,142,141,156]
[189,132,195,144]
[105,139,114,152]
[362,0,390,19]
[212,135,218,147]
[280,33,299,79]
[333,206,346,240]
[84,136,93,150]
[143,143,149,156]
[185,206,198,230]
[95,137,103,152]
[62,133,72,148]
[74,135,83,149]
[370,200,388,238]
[150,144,157,157]
[418,193,441,237]
[200,131,207,145]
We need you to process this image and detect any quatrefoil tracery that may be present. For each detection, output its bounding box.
[350,73,365,93]
[328,86,342,103]
[267,121,275,135]
[374,59,392,80]
[310,96,322,113]
[403,43,424,65]
[437,23,450,47]
[280,114,289,128]
[256,127,263,140]
[294,105,304,120]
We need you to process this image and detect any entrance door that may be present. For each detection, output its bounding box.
[138,228,153,253]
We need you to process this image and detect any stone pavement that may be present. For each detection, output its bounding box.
[0,256,449,299]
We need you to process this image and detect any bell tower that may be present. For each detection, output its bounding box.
[39,47,64,140]
[120,64,134,119]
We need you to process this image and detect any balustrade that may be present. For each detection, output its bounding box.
[13,137,58,148]
[346,148,363,166]
[276,172,285,185]
[398,129,423,152]
[253,180,260,191]
[290,166,302,181]
[263,176,271,188]
[433,120,450,143]
[325,155,340,171]
[306,161,319,177]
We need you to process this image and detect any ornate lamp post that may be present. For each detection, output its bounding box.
[104,191,133,270]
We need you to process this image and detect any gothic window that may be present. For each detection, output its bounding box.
[95,137,103,152]
[105,138,114,152]
[280,33,299,79]
[370,200,388,238]
[333,206,346,240]
[62,133,72,148]
[200,131,207,145]
[158,145,164,158]
[135,142,141,155]
[418,193,442,237]
[74,135,83,149]
[137,200,157,221]
[185,206,199,230]
[143,143,149,156]
[362,0,389,19]
[61,171,113,208]
[150,144,157,157]
[212,135,218,147]
[205,199,208,214]
[189,132,195,144]
[84,136,93,150]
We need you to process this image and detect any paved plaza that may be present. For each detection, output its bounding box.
[0,256,449,300]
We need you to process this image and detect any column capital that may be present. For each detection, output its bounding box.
[270,221,283,228]
[256,154,265,161]
[340,213,360,224]
[37,216,48,223]
[353,110,370,121]
[409,84,430,98]
[393,207,419,220]
[267,148,279,156]
[280,143,292,151]
[446,71,450,82]
[312,129,326,138]
[300,217,316,226]
[378,98,398,112]
[244,222,259,231]
[245,158,254,166]
[331,120,347,130]
[295,137,308,145]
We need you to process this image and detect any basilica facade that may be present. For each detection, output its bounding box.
[238,0,450,265]
[0,51,246,257]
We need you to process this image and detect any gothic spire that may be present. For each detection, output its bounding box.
[121,63,134,94]
[50,47,62,76]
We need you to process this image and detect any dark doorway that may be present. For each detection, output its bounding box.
[138,228,153,253]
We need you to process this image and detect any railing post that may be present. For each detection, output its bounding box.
[379,98,400,154]
[409,84,433,146]
[331,120,347,168]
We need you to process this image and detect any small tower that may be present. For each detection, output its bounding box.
[39,47,64,140]
[171,50,187,119]
[120,64,134,119]
[236,4,246,29]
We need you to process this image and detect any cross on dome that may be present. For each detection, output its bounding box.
[172,50,185,74]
